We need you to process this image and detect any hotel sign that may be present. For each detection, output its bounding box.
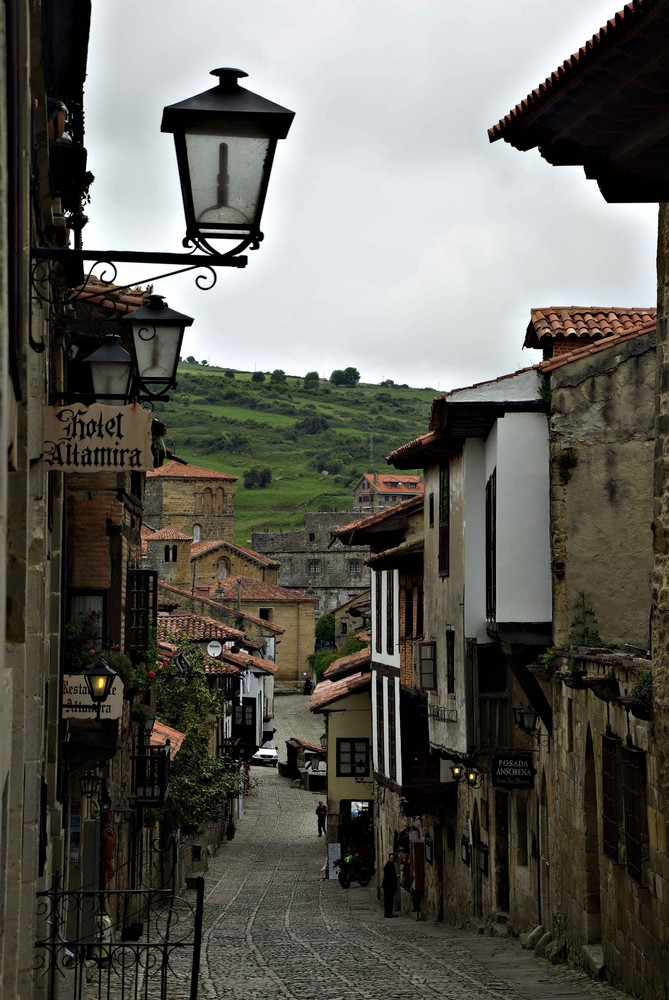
[44,403,153,472]
[491,754,536,790]
[62,674,124,720]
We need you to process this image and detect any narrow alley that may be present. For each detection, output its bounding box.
[193,696,632,1000]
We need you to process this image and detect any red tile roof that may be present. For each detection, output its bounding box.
[309,671,371,712]
[539,321,655,373]
[206,577,317,604]
[525,307,655,349]
[156,581,285,634]
[215,648,279,676]
[147,460,237,482]
[489,1,652,144]
[358,473,424,493]
[335,495,424,537]
[72,278,146,314]
[157,614,244,643]
[151,720,186,758]
[147,527,192,541]
[323,648,371,679]
[202,654,242,677]
[190,539,279,569]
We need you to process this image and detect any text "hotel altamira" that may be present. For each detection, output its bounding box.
[43,403,153,473]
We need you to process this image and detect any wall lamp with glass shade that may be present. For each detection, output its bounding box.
[450,762,482,789]
[513,704,550,748]
[84,657,117,718]
[30,68,295,313]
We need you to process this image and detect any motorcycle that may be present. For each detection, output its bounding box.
[333,853,373,888]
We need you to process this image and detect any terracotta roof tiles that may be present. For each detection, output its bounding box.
[309,671,371,712]
[147,460,237,482]
[323,648,371,679]
[334,495,423,537]
[151,721,186,758]
[208,577,317,604]
[489,1,652,143]
[526,307,655,349]
[190,539,280,568]
[358,473,423,493]
[157,614,244,643]
[156,581,285,634]
[147,527,192,541]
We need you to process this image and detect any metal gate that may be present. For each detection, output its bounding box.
[34,871,204,1000]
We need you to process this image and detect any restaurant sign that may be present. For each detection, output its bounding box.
[491,754,536,790]
[44,403,153,472]
[62,674,124,720]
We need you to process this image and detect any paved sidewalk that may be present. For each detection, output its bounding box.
[196,696,634,1000]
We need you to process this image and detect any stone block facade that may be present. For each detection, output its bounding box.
[145,462,236,542]
[252,512,370,616]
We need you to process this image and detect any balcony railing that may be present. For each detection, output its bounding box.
[132,742,170,806]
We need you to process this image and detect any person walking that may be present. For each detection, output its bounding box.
[382,852,398,917]
[316,800,327,837]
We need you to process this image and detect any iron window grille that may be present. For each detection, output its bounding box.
[126,570,158,653]
[621,743,647,885]
[602,734,621,862]
[132,741,171,806]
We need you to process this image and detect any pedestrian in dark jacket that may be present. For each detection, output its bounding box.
[316,801,327,836]
[382,853,398,917]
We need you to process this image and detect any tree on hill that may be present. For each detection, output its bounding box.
[185,355,197,364]
[251,371,266,383]
[330,367,360,387]
[243,467,272,489]
[270,369,287,384]
[224,369,235,378]
[303,371,320,389]
[295,414,329,434]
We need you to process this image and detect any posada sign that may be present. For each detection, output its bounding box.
[43,403,153,472]
[492,754,536,790]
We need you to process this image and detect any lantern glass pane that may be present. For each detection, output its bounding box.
[132,322,181,383]
[185,131,269,233]
[91,360,131,401]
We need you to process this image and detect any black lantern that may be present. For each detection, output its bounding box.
[161,68,295,252]
[82,334,132,402]
[123,294,194,400]
[84,657,117,717]
[319,732,327,750]
[465,767,482,789]
[513,705,539,735]
[80,771,101,800]
[450,762,465,782]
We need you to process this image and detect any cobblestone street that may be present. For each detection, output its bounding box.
[194,696,633,1000]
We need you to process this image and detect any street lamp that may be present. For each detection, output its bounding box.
[123,294,194,400]
[84,657,117,718]
[513,705,539,735]
[80,771,101,800]
[161,68,295,254]
[82,334,133,402]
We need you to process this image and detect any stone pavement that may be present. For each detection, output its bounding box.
[196,696,634,1000]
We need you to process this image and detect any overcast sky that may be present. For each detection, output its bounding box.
[83,0,657,392]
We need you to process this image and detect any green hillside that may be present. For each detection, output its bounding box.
[161,365,437,543]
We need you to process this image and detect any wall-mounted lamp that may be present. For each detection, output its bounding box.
[80,771,101,800]
[513,705,550,748]
[319,733,327,750]
[31,68,295,307]
[353,758,371,784]
[83,657,117,718]
[460,835,471,866]
[450,762,482,789]
[122,294,194,401]
[82,334,132,402]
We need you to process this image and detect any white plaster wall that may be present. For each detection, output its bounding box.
[393,674,402,786]
[372,569,400,669]
[463,439,487,642]
[490,412,551,624]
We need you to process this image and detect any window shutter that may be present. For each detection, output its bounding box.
[126,570,158,652]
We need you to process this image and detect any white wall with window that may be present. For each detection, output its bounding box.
[371,669,402,786]
[370,568,400,669]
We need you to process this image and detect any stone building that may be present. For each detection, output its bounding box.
[252,512,370,616]
[351,472,423,514]
[145,459,237,542]
[488,5,669,993]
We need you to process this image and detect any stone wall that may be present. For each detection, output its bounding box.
[252,512,369,615]
[145,477,235,542]
[549,332,655,648]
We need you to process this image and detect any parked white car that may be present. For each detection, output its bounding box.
[250,742,279,767]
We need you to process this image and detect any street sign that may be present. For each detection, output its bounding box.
[491,754,536,790]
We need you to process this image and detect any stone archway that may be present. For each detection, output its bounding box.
[584,727,602,943]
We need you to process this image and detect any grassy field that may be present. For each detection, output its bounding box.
[163,365,437,543]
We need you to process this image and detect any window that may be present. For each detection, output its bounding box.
[308,560,321,574]
[217,558,229,580]
[341,622,348,635]
[404,587,414,637]
[602,734,620,862]
[429,492,435,529]
[259,608,272,621]
[438,466,449,576]
[164,545,171,563]
[388,680,397,780]
[126,570,158,653]
[202,488,213,514]
[376,674,385,774]
[446,627,455,694]
[349,559,361,575]
[621,744,647,884]
[308,532,316,542]
[375,572,383,654]
[337,739,370,777]
[386,572,395,655]
[477,644,508,749]
[172,545,178,562]
[359,494,372,504]
[485,470,497,620]
[193,524,201,542]
[417,641,436,689]
[69,592,106,651]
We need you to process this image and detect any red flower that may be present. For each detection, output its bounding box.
[148,670,156,679]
